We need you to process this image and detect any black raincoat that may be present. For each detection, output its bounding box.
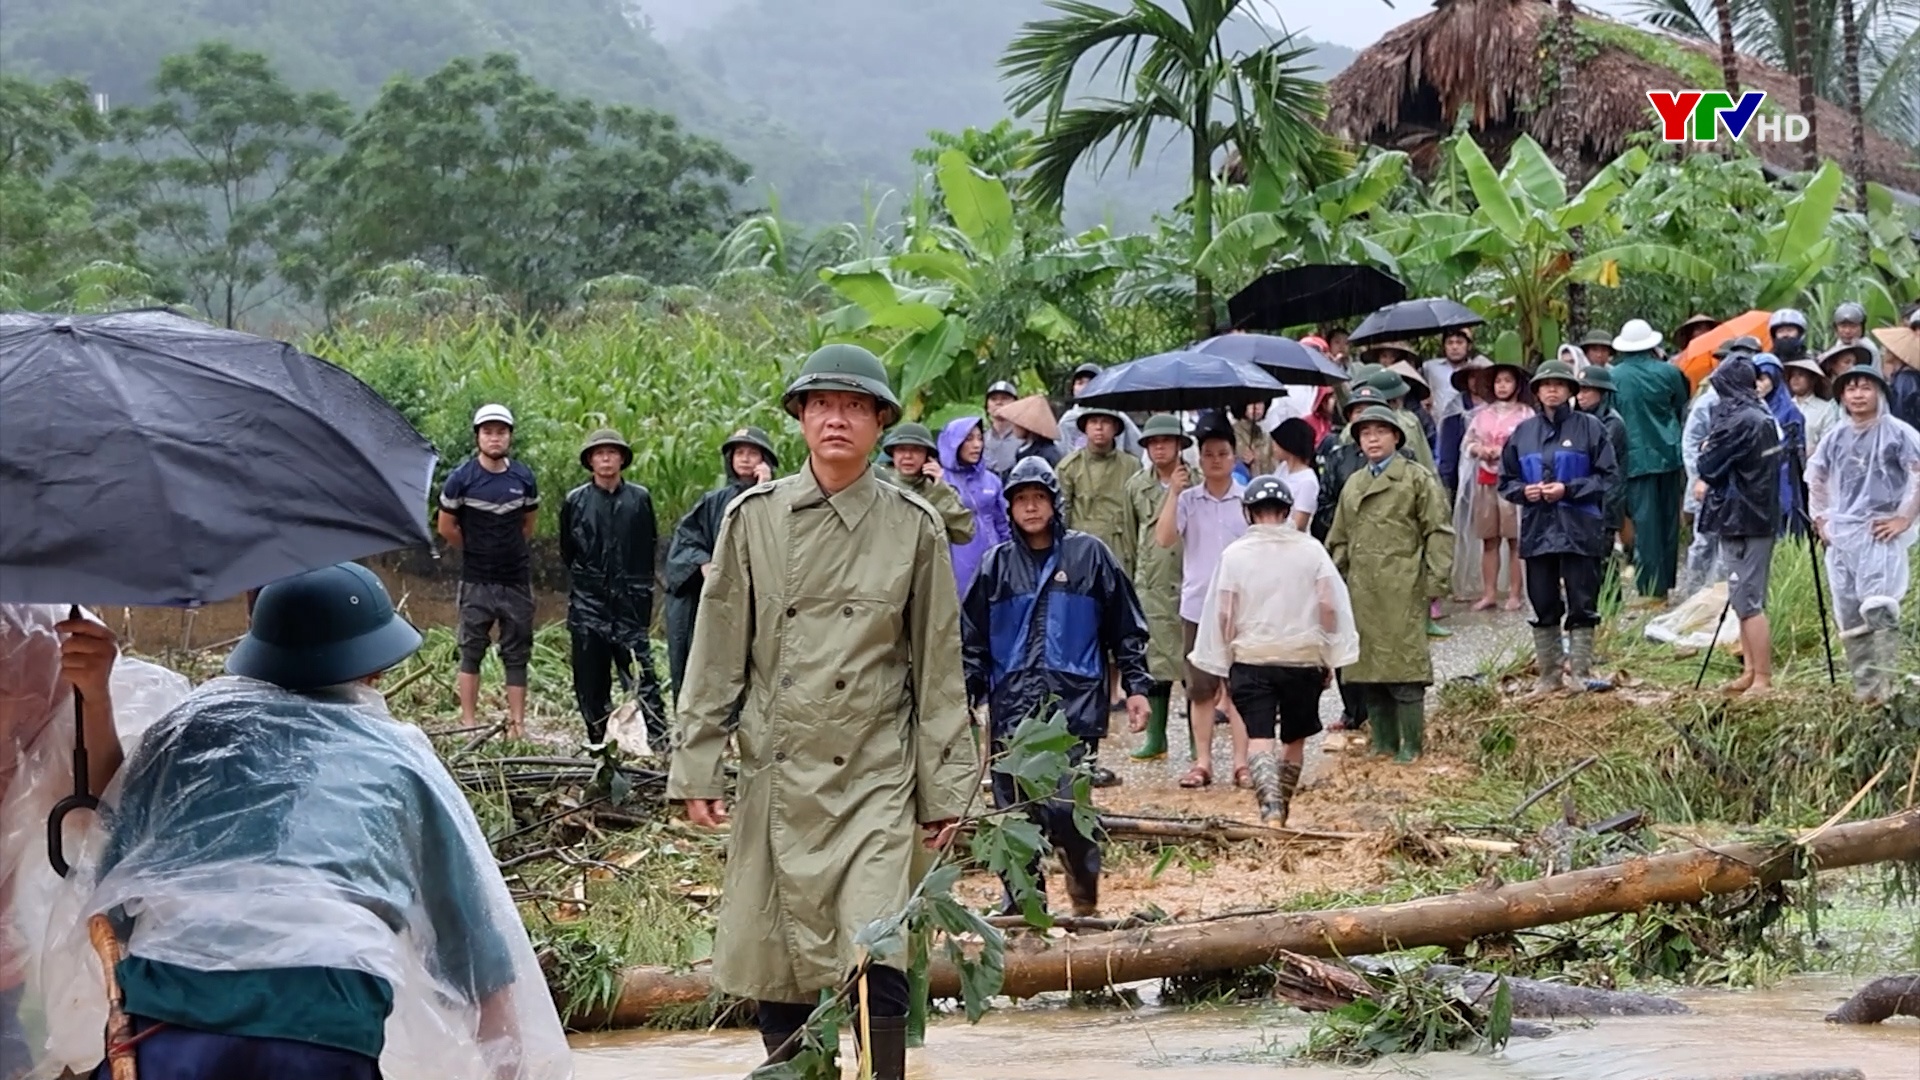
[1498,401,1618,559]
[1577,393,1631,533]
[664,476,751,696]
[1696,361,1783,540]
[559,479,659,645]
[960,466,1152,741]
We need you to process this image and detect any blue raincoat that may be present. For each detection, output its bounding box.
[939,417,1012,598]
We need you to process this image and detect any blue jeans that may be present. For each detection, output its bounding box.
[91,1018,379,1080]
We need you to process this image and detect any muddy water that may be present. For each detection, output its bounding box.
[569,977,1920,1080]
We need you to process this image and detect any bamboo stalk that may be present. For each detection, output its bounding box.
[88,915,137,1080]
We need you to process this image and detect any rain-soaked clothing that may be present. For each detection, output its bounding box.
[1124,468,1186,684]
[939,418,1012,599]
[1578,390,1631,535]
[666,465,976,1005]
[665,475,754,701]
[1698,361,1784,543]
[1230,416,1277,477]
[1312,430,1417,543]
[1612,348,1691,598]
[1754,355,1806,530]
[1057,444,1142,569]
[1326,455,1455,687]
[67,677,569,1080]
[1501,401,1618,632]
[561,478,666,742]
[1187,525,1360,679]
[2,606,192,1080]
[1796,392,1842,459]
[1807,401,1920,633]
[877,464,975,545]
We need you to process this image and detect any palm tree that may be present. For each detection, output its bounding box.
[1791,0,1820,167]
[1842,0,1869,206]
[1556,0,1589,338]
[1715,0,1742,94]
[1000,0,1347,337]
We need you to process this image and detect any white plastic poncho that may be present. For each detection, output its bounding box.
[1807,402,1920,629]
[1188,524,1360,676]
[34,676,571,1080]
[2,604,188,1080]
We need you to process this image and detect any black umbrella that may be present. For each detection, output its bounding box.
[1226,264,1406,331]
[0,308,437,874]
[1193,333,1349,386]
[1348,298,1485,346]
[1074,350,1285,413]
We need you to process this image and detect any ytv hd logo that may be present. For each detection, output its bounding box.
[1647,91,1810,143]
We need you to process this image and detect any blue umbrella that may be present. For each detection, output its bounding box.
[1193,333,1348,385]
[1073,350,1285,413]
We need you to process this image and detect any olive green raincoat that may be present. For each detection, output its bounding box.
[1325,455,1455,685]
[877,465,975,544]
[665,467,977,1002]
[1057,446,1143,568]
[1124,468,1185,682]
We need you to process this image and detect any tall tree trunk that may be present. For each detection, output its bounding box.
[1714,0,1740,97]
[1842,0,1868,208]
[1556,0,1587,341]
[1791,0,1819,169]
[1191,127,1215,339]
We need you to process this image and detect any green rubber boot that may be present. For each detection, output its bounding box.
[1132,688,1170,760]
[1395,698,1425,764]
[1367,691,1399,757]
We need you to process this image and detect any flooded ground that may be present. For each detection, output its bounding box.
[569,976,1920,1080]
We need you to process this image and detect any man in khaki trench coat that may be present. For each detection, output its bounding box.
[668,344,977,1078]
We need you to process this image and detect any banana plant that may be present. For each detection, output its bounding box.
[1751,161,1848,309]
[817,149,1145,416]
[1388,135,1718,362]
[1196,150,1412,283]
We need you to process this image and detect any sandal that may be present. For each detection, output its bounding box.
[1233,766,1253,789]
[1179,765,1213,788]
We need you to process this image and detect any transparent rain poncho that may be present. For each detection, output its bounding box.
[1189,524,1360,676]
[30,675,571,1080]
[1807,400,1920,628]
[2,604,189,1080]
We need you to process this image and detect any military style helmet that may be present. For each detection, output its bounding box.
[1343,384,1389,416]
[227,562,423,690]
[1832,301,1867,326]
[579,428,633,471]
[1071,362,1103,381]
[1137,412,1192,447]
[1769,308,1809,334]
[986,379,1019,399]
[721,425,779,470]
[1241,475,1295,522]
[881,422,938,453]
[1365,367,1411,401]
[783,344,902,427]
[1714,335,1763,361]
[1347,404,1406,445]
[1577,365,1617,392]
[1003,456,1061,504]
[1530,359,1580,391]
[1832,366,1890,397]
[1074,406,1126,433]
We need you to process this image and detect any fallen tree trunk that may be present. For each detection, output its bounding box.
[572,809,1919,1029]
[1824,975,1920,1024]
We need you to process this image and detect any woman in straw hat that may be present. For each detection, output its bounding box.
[1792,352,1844,453]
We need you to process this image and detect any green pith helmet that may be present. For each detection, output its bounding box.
[1365,368,1411,401]
[783,344,902,426]
[1530,359,1580,391]
[1347,404,1406,446]
[1074,406,1126,433]
[1347,362,1383,384]
[721,425,779,470]
[1578,365,1617,392]
[1577,330,1616,350]
[579,428,633,471]
[226,562,423,690]
[1343,385,1388,416]
[881,422,938,453]
[1138,413,1192,447]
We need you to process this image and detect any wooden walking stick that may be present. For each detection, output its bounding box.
[87,914,137,1080]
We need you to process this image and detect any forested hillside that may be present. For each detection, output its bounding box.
[4,0,1354,223]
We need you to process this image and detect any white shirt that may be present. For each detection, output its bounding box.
[1187,525,1361,676]
[1279,466,1319,523]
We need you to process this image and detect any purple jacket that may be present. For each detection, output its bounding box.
[940,416,1012,597]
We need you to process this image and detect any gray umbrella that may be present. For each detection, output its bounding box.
[0,309,437,606]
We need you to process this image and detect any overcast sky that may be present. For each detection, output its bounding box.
[1263,0,1654,49]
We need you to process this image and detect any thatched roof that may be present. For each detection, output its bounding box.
[1324,0,1920,192]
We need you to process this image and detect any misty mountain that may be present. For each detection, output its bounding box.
[5,0,1354,225]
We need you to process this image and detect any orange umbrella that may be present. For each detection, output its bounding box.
[1674,310,1773,392]
[995,393,1060,442]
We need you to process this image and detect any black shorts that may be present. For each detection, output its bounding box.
[457,580,536,682]
[1227,663,1326,744]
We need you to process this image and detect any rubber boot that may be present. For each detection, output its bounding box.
[1531,626,1566,694]
[1395,698,1425,764]
[1567,627,1613,693]
[1866,631,1899,704]
[1842,632,1876,703]
[857,1015,909,1080]
[1367,691,1398,757]
[1250,753,1282,822]
[1132,688,1170,760]
[1273,760,1302,826]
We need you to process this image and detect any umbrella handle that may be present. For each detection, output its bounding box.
[48,605,96,877]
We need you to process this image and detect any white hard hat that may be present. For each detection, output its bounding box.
[472,403,514,429]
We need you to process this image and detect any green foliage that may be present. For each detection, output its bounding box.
[1296,968,1512,1064]
[0,75,135,295]
[314,53,748,317]
[76,42,351,328]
